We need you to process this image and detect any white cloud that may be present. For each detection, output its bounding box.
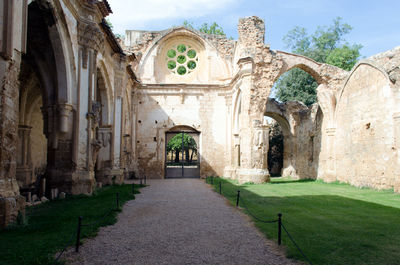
[107,0,238,34]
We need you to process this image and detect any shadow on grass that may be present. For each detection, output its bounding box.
[0,184,144,265]
[270,178,316,184]
[206,177,400,265]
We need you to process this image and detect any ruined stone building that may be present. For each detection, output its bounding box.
[1,0,399,227]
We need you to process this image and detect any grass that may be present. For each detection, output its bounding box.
[206,176,400,265]
[0,183,143,265]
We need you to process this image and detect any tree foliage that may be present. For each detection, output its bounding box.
[182,20,226,36]
[275,17,362,105]
[167,133,197,162]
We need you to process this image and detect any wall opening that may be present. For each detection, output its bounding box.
[165,126,200,178]
[265,117,284,177]
[272,68,318,106]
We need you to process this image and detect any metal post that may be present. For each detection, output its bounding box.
[278,213,282,245]
[75,216,82,252]
[116,192,119,210]
[181,132,184,178]
[219,181,221,194]
[236,190,240,207]
[144,175,146,185]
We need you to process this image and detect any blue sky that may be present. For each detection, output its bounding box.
[107,0,400,57]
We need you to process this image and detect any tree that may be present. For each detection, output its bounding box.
[182,20,226,36]
[166,133,197,163]
[275,17,362,105]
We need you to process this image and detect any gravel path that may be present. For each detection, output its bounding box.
[65,179,298,265]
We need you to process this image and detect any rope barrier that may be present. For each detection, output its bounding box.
[52,230,76,265]
[281,222,313,265]
[209,178,313,265]
[239,196,278,224]
[80,208,115,227]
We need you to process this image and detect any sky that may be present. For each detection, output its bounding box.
[107,0,400,58]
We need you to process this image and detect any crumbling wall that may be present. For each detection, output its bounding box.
[265,99,322,180]
[0,58,26,228]
[334,55,399,190]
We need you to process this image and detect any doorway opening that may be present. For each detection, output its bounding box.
[165,127,200,178]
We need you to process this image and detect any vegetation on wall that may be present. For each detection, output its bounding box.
[182,20,227,36]
[275,17,363,105]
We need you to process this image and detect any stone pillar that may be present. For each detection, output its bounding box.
[393,113,400,192]
[58,103,73,133]
[324,127,337,182]
[223,93,236,179]
[107,55,127,184]
[67,18,104,194]
[0,0,28,228]
[237,120,270,184]
[237,16,265,58]
[16,125,32,188]
[95,126,114,185]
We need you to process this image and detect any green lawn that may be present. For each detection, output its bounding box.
[207,177,400,265]
[0,184,143,265]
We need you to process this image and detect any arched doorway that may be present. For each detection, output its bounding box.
[165,126,200,178]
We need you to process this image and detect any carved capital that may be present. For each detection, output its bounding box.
[58,103,73,133]
[78,20,104,52]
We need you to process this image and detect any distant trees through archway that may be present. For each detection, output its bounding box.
[166,133,198,165]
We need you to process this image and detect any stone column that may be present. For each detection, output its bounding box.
[324,127,337,182]
[110,73,124,183]
[393,113,400,192]
[235,58,270,184]
[0,0,28,228]
[237,120,270,184]
[95,126,113,185]
[58,103,73,133]
[223,93,236,179]
[16,125,32,188]
[69,18,104,194]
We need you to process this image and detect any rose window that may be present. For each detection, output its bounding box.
[166,44,198,75]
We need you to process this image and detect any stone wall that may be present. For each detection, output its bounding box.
[134,86,228,178]
[0,0,26,228]
[334,55,400,190]
[265,99,322,180]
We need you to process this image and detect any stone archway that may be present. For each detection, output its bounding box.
[16,2,74,196]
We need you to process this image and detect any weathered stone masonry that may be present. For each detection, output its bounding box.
[0,0,136,228]
[1,1,399,228]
